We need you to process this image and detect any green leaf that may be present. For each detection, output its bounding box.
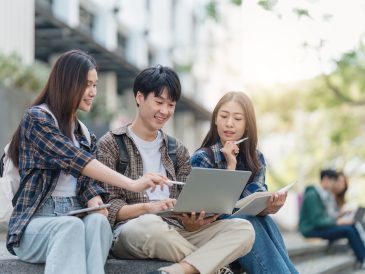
[292,8,311,19]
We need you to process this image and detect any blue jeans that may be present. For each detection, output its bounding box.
[13,197,113,274]
[305,225,365,262]
[221,214,298,274]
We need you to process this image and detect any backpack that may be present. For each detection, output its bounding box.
[0,104,91,224]
[114,134,177,175]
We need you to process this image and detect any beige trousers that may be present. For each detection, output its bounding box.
[111,214,255,274]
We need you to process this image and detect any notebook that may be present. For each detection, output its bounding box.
[232,182,296,216]
[156,167,251,217]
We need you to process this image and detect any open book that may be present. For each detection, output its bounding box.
[232,182,295,216]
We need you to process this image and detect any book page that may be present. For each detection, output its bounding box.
[235,192,268,208]
[232,181,295,216]
[233,192,271,216]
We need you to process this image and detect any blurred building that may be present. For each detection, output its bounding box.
[0,0,211,153]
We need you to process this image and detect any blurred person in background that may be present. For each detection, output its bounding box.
[332,171,349,213]
[299,169,365,269]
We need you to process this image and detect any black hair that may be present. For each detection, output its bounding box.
[320,169,338,181]
[133,65,181,106]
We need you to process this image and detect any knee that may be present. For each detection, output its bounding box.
[121,214,169,243]
[227,219,255,248]
[57,216,84,232]
[53,217,85,238]
[225,218,255,233]
[84,213,111,230]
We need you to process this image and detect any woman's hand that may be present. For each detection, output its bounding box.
[336,217,354,226]
[174,211,220,232]
[87,196,108,217]
[260,191,287,215]
[145,199,177,214]
[221,141,239,170]
[129,173,169,192]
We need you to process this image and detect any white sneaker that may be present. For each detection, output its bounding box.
[216,266,234,274]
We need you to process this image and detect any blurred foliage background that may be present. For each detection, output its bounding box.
[205,0,365,205]
[1,0,364,205]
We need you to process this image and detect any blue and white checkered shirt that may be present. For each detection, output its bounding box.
[191,141,268,200]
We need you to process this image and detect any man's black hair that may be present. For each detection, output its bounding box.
[320,169,338,181]
[133,65,181,105]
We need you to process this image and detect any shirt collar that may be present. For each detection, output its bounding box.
[315,184,332,200]
[111,124,170,148]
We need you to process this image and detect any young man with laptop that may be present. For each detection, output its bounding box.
[96,65,255,274]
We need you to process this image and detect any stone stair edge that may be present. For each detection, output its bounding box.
[295,253,356,274]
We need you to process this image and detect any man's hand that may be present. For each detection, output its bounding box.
[146,199,177,214]
[174,211,220,232]
[87,196,108,217]
[260,191,287,215]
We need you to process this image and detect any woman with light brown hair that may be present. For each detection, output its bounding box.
[191,91,298,274]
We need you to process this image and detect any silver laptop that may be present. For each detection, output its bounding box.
[157,167,251,217]
[354,207,365,228]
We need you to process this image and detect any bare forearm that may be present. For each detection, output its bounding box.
[116,203,149,221]
[82,159,133,189]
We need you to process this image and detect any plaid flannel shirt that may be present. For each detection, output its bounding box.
[7,106,108,254]
[191,141,267,199]
[96,125,191,229]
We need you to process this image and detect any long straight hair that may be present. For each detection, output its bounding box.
[8,49,97,166]
[335,171,348,209]
[200,91,260,176]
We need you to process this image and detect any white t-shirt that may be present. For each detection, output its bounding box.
[52,128,79,197]
[128,126,170,200]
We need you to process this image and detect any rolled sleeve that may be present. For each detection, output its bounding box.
[79,180,109,205]
[68,150,93,178]
[107,198,128,226]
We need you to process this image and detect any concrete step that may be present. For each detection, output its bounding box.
[0,230,360,274]
[284,234,361,274]
[286,238,328,264]
[295,253,357,274]
[0,258,170,274]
